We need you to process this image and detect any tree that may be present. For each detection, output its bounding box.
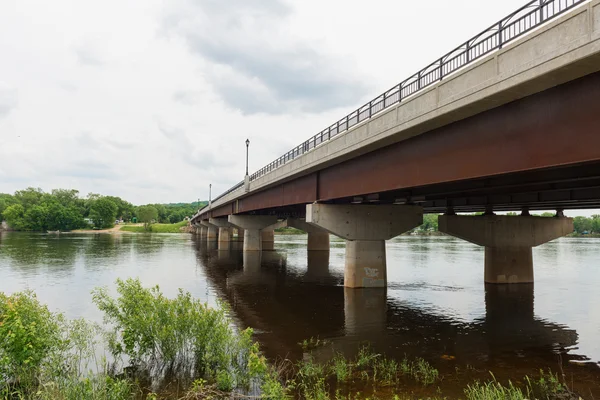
[591,215,600,234]
[3,204,26,230]
[89,198,118,229]
[573,216,593,234]
[137,205,158,231]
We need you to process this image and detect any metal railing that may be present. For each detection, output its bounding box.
[198,0,587,219]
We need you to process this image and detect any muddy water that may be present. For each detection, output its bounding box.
[1,231,599,397]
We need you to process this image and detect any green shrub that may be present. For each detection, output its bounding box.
[0,291,61,388]
[92,278,263,389]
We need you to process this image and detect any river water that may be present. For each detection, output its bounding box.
[0,231,599,397]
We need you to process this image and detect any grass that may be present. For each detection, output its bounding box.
[119,220,188,233]
[0,287,574,400]
[274,227,306,235]
[464,371,567,400]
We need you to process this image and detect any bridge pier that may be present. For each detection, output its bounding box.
[228,215,278,251]
[235,228,245,242]
[287,218,331,251]
[439,214,573,284]
[261,230,275,251]
[209,218,234,250]
[200,220,218,241]
[306,204,422,288]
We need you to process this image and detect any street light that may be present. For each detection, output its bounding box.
[245,138,250,176]
[209,184,212,207]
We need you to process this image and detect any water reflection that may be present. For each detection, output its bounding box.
[1,232,599,397]
[192,235,600,396]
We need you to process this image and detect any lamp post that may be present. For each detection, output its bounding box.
[245,138,250,176]
[209,184,212,208]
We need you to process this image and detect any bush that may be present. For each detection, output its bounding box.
[0,291,61,387]
[92,278,264,389]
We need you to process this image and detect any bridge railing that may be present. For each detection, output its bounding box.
[204,0,587,214]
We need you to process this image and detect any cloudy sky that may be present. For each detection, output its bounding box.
[0,0,589,210]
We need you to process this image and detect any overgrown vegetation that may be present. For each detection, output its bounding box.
[0,187,206,231]
[464,371,566,400]
[0,285,577,400]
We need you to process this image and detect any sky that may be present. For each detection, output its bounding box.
[0,0,595,215]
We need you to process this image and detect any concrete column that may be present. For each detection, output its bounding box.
[209,218,235,251]
[228,215,278,252]
[235,228,245,242]
[200,226,208,238]
[261,230,275,251]
[439,215,573,284]
[288,218,330,251]
[345,240,387,288]
[200,220,218,241]
[306,204,423,288]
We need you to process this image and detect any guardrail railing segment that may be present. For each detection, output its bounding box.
[194,0,586,221]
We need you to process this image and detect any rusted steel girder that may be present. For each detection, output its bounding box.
[206,71,600,216]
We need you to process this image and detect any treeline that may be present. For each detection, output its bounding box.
[0,188,206,232]
[413,212,600,235]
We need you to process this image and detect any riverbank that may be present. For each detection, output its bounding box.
[0,284,584,400]
[119,220,188,233]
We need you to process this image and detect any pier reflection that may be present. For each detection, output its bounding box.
[192,235,599,395]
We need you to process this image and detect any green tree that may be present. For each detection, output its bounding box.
[591,215,600,234]
[0,194,16,220]
[3,204,26,230]
[420,214,439,232]
[573,216,593,234]
[137,205,158,231]
[89,198,118,229]
[13,187,44,209]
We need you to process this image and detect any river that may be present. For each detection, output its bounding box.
[0,231,599,397]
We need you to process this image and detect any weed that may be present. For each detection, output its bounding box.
[330,353,351,383]
[299,336,330,351]
[412,358,439,386]
[355,345,379,370]
[373,357,398,386]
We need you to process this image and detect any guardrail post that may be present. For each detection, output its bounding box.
[498,21,503,49]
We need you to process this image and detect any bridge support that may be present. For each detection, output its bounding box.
[287,218,331,251]
[228,215,278,251]
[306,204,422,288]
[200,220,218,241]
[260,220,286,251]
[439,215,573,283]
[261,230,275,251]
[235,228,245,242]
[209,218,234,250]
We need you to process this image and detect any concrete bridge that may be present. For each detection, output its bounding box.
[192,0,600,288]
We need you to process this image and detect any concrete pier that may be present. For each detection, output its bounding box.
[261,230,275,251]
[228,215,278,251]
[209,218,234,250]
[306,204,422,288]
[288,218,331,251]
[200,220,218,241]
[439,215,573,283]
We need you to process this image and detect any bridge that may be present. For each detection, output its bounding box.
[191,0,600,288]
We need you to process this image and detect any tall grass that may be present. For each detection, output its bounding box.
[119,221,188,233]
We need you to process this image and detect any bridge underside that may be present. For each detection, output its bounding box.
[205,71,600,219]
